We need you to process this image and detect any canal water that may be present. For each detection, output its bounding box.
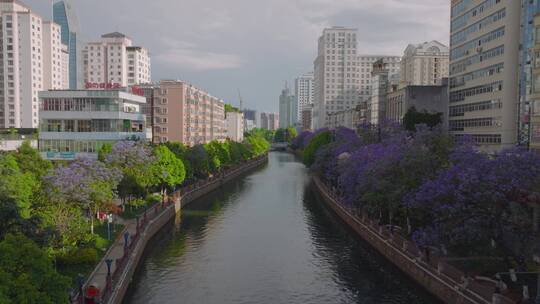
[125,152,440,304]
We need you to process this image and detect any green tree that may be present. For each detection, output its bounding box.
[244,134,270,157]
[152,145,186,199]
[0,154,37,218]
[164,142,193,181]
[286,127,298,142]
[274,128,286,142]
[0,234,70,304]
[403,106,442,131]
[303,130,333,166]
[224,104,241,113]
[97,143,112,162]
[204,141,222,173]
[13,141,52,179]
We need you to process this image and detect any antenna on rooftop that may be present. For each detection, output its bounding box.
[238,89,243,111]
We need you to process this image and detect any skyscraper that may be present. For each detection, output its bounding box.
[53,0,82,89]
[279,84,297,128]
[449,0,521,151]
[295,72,314,124]
[0,0,66,129]
[313,27,359,129]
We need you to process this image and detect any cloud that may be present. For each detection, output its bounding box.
[154,38,242,71]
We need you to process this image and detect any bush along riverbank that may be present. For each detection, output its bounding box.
[292,123,540,304]
[0,134,269,304]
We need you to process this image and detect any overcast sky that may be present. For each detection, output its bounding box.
[25,0,450,113]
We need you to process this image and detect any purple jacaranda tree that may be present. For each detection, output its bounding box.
[291,130,313,150]
[44,158,122,234]
[104,141,157,203]
[406,147,540,265]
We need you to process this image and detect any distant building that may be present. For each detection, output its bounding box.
[301,104,313,131]
[400,41,449,87]
[369,59,400,125]
[295,72,314,123]
[83,32,151,87]
[242,108,257,132]
[226,112,244,142]
[38,89,149,160]
[313,27,359,129]
[53,0,83,89]
[386,79,449,127]
[260,112,279,130]
[0,129,37,151]
[327,107,362,130]
[279,84,297,128]
[140,80,226,145]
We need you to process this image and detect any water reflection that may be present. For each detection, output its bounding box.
[125,152,440,304]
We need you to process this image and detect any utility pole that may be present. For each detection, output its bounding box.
[237,89,243,111]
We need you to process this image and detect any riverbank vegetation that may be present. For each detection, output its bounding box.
[0,134,269,303]
[293,123,540,280]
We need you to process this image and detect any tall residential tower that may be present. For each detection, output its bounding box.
[53,0,82,89]
[449,0,521,151]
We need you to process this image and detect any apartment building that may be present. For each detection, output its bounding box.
[449,0,521,151]
[279,84,297,128]
[295,72,314,123]
[260,112,279,130]
[83,32,151,87]
[400,41,449,87]
[0,0,68,129]
[143,80,226,146]
[313,27,359,129]
[226,111,244,142]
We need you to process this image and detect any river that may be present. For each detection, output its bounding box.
[125,152,440,304]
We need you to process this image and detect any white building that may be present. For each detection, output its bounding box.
[313,27,359,129]
[83,32,151,87]
[226,111,244,142]
[0,0,68,129]
[294,72,314,123]
[449,0,520,151]
[42,21,66,91]
[38,89,149,160]
[358,55,401,105]
[400,41,449,87]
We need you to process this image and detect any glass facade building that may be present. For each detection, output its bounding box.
[53,0,81,89]
[38,90,149,160]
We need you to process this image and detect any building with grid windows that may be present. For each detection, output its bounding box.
[449,0,521,151]
[83,32,151,87]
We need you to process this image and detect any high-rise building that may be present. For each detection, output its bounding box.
[525,1,540,151]
[279,84,297,128]
[301,104,313,131]
[294,72,314,123]
[242,108,257,132]
[313,27,359,129]
[400,41,449,87]
[42,21,66,91]
[358,55,401,105]
[449,0,521,151]
[260,112,279,130]
[83,32,151,87]
[141,80,225,145]
[53,0,82,89]
[0,0,67,129]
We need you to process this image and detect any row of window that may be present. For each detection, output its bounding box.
[449,99,502,117]
[39,140,113,154]
[41,119,144,133]
[450,45,504,74]
[451,0,501,31]
[450,27,504,61]
[449,117,495,131]
[454,133,502,144]
[450,63,504,89]
[41,98,123,112]
[451,9,505,45]
[450,81,503,103]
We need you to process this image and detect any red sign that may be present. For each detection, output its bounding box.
[131,86,145,97]
[85,82,121,89]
